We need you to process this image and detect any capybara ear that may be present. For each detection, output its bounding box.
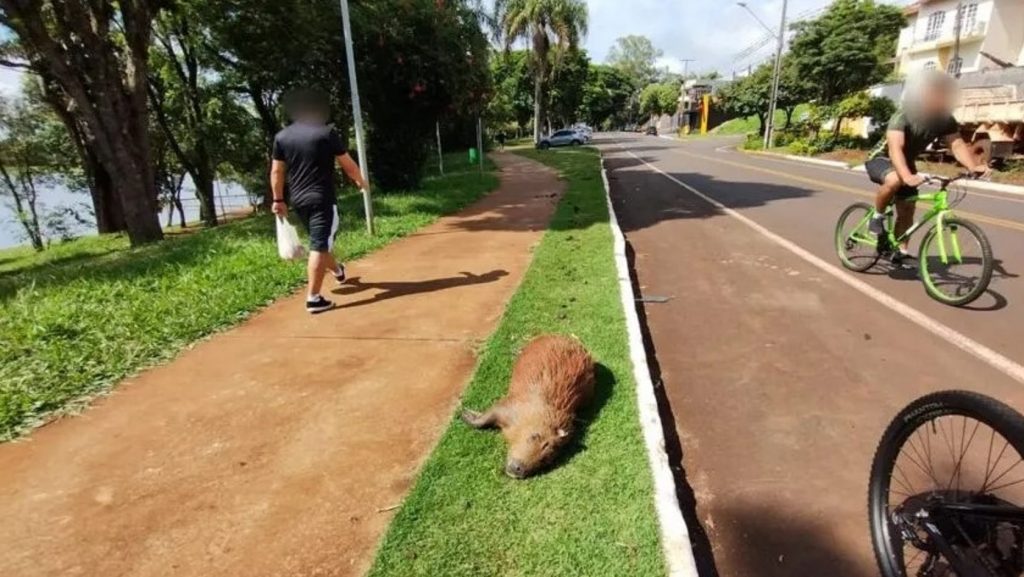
[556,428,570,438]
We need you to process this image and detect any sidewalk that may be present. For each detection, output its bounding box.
[0,153,563,577]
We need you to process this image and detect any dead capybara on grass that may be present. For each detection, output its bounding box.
[462,334,595,479]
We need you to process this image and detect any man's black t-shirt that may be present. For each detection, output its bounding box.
[272,122,347,208]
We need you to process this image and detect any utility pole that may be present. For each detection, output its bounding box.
[339,0,374,234]
[952,0,964,78]
[765,0,788,150]
[680,58,695,80]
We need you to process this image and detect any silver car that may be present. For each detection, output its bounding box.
[536,129,584,150]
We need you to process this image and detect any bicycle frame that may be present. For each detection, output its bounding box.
[909,501,1024,577]
[846,186,963,265]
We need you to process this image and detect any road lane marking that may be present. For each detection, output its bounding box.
[626,150,1024,386]
[668,147,1024,233]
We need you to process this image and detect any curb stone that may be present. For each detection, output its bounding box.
[600,154,700,577]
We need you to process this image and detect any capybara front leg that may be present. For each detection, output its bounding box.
[461,404,507,430]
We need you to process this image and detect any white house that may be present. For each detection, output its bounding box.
[895,0,1024,76]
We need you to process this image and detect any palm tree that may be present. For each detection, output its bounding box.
[496,0,587,143]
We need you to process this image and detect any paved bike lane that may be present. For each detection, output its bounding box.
[603,135,1024,576]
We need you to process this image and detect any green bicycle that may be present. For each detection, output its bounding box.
[835,173,994,307]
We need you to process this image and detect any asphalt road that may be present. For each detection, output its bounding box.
[601,132,1024,577]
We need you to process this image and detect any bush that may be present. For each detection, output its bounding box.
[742,133,764,150]
[788,133,869,156]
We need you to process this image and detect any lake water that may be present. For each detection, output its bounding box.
[0,179,255,250]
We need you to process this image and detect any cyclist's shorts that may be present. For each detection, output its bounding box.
[866,157,918,199]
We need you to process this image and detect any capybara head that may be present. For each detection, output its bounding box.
[502,412,571,479]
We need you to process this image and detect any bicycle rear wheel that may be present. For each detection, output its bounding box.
[836,202,880,272]
[919,217,993,307]
[869,391,1024,577]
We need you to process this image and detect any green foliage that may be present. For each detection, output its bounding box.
[789,133,869,156]
[578,64,634,129]
[497,0,589,140]
[0,159,498,440]
[638,82,679,119]
[606,35,662,88]
[488,50,535,131]
[547,47,590,128]
[788,0,905,105]
[368,148,664,577]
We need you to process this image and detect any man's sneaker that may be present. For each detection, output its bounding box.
[306,295,334,314]
[333,264,346,283]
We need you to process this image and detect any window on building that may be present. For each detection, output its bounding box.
[947,56,963,75]
[957,3,979,34]
[924,11,946,41]
[923,61,937,70]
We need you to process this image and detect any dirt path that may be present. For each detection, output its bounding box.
[0,153,563,577]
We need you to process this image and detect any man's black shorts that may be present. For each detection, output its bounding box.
[293,203,339,252]
[865,156,919,199]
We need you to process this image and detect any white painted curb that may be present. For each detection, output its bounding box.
[600,157,700,577]
[748,149,1024,196]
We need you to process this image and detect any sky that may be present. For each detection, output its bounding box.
[580,0,913,78]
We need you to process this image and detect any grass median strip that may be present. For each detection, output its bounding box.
[367,147,665,577]
[0,155,497,440]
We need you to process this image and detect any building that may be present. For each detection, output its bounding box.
[895,0,1024,76]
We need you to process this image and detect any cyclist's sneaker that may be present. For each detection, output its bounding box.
[306,295,334,314]
[891,250,916,266]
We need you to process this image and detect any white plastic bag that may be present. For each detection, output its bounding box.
[276,216,306,261]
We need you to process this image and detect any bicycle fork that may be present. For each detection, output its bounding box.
[933,213,963,266]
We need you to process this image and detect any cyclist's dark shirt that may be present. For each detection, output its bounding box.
[869,109,959,161]
[272,122,347,208]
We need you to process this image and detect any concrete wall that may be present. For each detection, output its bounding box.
[985,0,1024,68]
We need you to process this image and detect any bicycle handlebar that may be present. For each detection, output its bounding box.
[922,171,987,188]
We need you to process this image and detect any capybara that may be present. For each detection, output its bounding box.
[462,334,595,479]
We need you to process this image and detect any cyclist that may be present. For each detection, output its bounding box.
[865,70,989,259]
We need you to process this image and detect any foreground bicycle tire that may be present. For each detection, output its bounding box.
[836,202,880,272]
[869,391,1024,577]
[918,217,993,307]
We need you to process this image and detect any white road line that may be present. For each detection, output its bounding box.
[601,158,700,577]
[626,150,1024,386]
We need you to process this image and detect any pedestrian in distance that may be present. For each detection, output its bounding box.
[496,130,507,152]
[270,89,369,314]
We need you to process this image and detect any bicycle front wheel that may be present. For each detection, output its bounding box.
[869,391,1024,577]
[918,217,993,307]
[835,202,880,272]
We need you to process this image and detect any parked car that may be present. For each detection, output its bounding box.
[574,125,593,142]
[536,129,584,149]
[645,126,658,136]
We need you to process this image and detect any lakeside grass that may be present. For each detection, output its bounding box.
[367,147,665,577]
[0,154,498,440]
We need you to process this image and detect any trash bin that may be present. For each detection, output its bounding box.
[469,147,479,164]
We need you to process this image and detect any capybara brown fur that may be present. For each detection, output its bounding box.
[462,334,595,478]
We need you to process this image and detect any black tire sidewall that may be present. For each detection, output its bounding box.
[869,390,1024,577]
[836,202,879,272]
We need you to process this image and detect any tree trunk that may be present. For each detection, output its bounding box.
[757,113,766,136]
[193,165,217,226]
[784,107,795,130]
[533,72,543,143]
[85,150,127,234]
[833,115,844,139]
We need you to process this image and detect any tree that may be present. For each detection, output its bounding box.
[639,82,679,121]
[497,0,588,142]
[0,94,77,250]
[788,0,905,106]
[606,35,662,88]
[546,48,589,129]
[718,65,773,135]
[0,1,165,246]
[831,92,896,138]
[488,50,535,133]
[578,64,633,129]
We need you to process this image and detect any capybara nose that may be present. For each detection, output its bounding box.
[505,460,526,479]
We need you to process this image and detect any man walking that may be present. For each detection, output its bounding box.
[270,89,368,313]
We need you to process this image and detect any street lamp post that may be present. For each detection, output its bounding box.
[737,1,788,150]
[765,0,788,150]
[338,0,374,234]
